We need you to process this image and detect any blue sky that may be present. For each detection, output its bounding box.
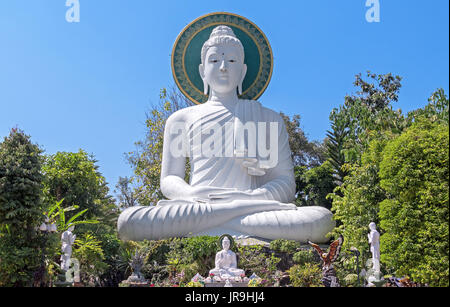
[0,0,448,193]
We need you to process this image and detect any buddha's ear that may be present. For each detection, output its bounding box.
[199,64,209,95]
[238,64,247,95]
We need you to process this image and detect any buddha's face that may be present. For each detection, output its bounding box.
[200,43,247,95]
[222,239,230,251]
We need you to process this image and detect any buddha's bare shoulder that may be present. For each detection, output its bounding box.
[166,103,206,123]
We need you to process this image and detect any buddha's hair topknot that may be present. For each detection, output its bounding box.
[210,25,237,39]
[201,25,245,64]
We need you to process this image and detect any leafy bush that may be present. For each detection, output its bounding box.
[73,233,108,286]
[237,244,280,284]
[145,239,173,264]
[379,121,449,286]
[288,263,322,287]
[343,274,359,287]
[269,239,300,253]
[98,233,126,286]
[180,236,219,266]
[143,260,170,286]
[42,150,115,222]
[166,236,218,279]
[293,250,316,265]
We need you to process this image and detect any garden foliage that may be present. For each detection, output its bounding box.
[379,121,449,286]
[0,129,45,286]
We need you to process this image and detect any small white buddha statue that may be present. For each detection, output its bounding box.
[209,236,245,279]
[117,25,334,242]
[61,226,76,272]
[368,222,381,273]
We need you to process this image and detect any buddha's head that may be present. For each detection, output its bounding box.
[199,25,247,97]
[221,236,231,251]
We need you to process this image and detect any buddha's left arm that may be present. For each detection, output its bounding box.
[209,114,296,204]
[255,117,296,203]
[231,254,238,268]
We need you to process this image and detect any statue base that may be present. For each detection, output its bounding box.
[205,282,248,287]
[53,273,73,287]
[120,273,149,287]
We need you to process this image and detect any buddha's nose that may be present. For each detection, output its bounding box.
[220,60,227,72]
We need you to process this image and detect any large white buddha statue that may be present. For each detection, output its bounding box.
[117,25,335,242]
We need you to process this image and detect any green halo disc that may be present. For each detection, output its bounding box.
[171,12,273,104]
[217,234,235,250]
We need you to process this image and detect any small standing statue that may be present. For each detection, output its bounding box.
[308,236,344,287]
[368,222,380,273]
[60,226,76,272]
[209,235,245,281]
[366,222,385,286]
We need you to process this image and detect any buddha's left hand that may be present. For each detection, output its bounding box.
[242,158,266,176]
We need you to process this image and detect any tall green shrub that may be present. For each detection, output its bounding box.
[0,128,45,286]
[379,121,449,286]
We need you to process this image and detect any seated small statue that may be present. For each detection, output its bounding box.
[209,236,245,280]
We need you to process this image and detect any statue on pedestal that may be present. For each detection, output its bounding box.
[368,222,380,273]
[309,236,343,287]
[367,222,384,286]
[209,236,245,281]
[60,226,76,272]
[117,12,335,243]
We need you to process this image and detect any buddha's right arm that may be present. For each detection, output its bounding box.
[160,112,239,201]
[160,112,194,200]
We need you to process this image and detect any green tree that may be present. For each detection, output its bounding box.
[114,176,138,209]
[329,71,407,165]
[295,161,335,209]
[42,150,115,224]
[379,121,449,286]
[329,88,449,282]
[0,128,46,286]
[281,113,328,206]
[325,121,349,185]
[407,88,449,125]
[326,71,407,261]
[280,113,325,168]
